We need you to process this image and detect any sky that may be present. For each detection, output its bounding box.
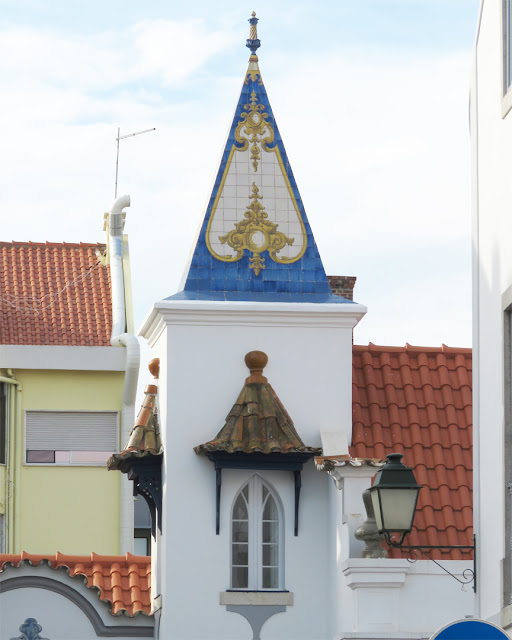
[0,1,480,360]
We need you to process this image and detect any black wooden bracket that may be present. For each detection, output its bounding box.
[216,467,222,535]
[125,456,163,537]
[206,452,314,536]
[294,470,301,537]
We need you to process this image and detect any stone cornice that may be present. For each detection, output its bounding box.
[0,345,126,371]
[139,299,367,346]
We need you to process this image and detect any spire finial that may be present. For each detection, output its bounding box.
[246,11,261,55]
[244,350,268,383]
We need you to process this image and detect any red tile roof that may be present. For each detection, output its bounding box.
[0,552,151,616]
[350,343,472,559]
[0,242,112,346]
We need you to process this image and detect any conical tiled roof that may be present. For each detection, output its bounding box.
[170,14,353,304]
[194,351,321,455]
[108,359,163,471]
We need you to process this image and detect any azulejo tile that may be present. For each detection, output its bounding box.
[175,43,354,305]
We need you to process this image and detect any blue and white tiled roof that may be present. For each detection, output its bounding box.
[171,14,353,304]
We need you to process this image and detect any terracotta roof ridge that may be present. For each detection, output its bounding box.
[353,343,471,354]
[0,241,106,248]
[0,551,151,567]
[0,552,152,617]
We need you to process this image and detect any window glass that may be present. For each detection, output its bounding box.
[231,476,282,590]
[134,536,149,556]
[233,492,248,520]
[134,497,152,528]
[27,450,55,463]
[134,497,152,555]
[134,529,151,555]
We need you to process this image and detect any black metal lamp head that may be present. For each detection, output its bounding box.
[369,452,423,546]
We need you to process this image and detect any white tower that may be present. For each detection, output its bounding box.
[140,14,365,640]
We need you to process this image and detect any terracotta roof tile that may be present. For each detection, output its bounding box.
[108,359,163,471]
[351,343,472,560]
[0,242,112,346]
[194,351,321,456]
[0,552,151,616]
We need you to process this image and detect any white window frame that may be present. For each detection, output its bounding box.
[24,410,119,467]
[230,475,284,591]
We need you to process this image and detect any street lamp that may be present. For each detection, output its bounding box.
[369,452,476,592]
[369,453,422,545]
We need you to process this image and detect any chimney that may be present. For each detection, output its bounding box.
[327,276,357,300]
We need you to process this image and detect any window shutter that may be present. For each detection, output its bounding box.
[26,411,118,451]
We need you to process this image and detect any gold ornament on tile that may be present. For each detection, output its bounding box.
[235,91,274,172]
[244,52,263,85]
[219,183,294,275]
[245,65,263,85]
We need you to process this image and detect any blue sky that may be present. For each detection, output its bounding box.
[0,1,480,352]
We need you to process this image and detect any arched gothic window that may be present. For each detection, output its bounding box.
[231,476,283,590]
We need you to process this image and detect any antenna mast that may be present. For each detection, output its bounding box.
[114,127,156,198]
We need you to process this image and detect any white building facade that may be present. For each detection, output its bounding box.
[471,0,512,629]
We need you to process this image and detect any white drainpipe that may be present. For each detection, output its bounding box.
[109,194,140,554]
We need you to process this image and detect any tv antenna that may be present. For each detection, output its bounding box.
[114,127,156,198]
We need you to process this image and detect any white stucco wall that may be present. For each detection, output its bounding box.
[323,465,475,640]
[471,0,512,624]
[341,559,474,640]
[141,299,365,640]
[0,563,154,640]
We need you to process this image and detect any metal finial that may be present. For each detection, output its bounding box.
[246,11,261,54]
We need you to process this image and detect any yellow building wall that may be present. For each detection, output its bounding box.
[14,369,124,555]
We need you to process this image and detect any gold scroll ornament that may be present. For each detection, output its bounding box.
[235,91,273,172]
[219,183,294,276]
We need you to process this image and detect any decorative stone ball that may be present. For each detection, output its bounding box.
[245,350,268,372]
[148,358,160,379]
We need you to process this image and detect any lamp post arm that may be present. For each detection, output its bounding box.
[388,535,476,593]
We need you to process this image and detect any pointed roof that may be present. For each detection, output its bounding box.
[171,15,352,305]
[194,350,321,455]
[108,359,163,471]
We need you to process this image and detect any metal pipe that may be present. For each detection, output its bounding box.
[108,195,140,554]
[0,371,21,553]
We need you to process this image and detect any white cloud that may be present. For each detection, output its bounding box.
[131,19,237,85]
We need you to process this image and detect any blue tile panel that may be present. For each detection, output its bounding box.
[168,290,354,304]
[179,56,338,304]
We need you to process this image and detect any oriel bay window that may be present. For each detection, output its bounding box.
[231,476,283,590]
[194,351,320,594]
